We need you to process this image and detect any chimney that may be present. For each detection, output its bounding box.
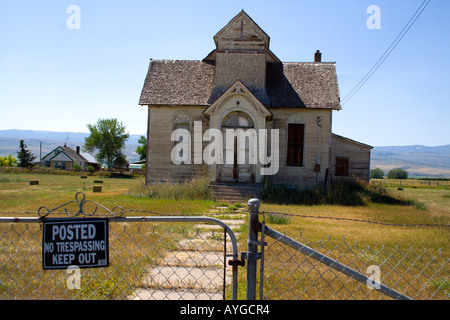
[314,50,322,62]
[76,146,81,155]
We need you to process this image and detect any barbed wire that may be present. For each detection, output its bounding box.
[261,211,450,228]
[0,208,448,228]
[0,209,246,217]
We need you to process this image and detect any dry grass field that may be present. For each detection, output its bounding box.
[0,172,448,299]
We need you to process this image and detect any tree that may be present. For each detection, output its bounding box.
[17,140,36,168]
[387,168,408,179]
[136,135,147,161]
[83,118,129,170]
[370,168,384,179]
[0,155,17,167]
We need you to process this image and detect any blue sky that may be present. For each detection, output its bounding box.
[0,0,448,147]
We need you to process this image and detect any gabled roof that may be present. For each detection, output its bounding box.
[266,62,341,109]
[213,10,270,50]
[139,60,215,106]
[41,146,88,162]
[139,59,341,109]
[203,80,272,119]
[138,11,341,110]
[332,133,373,149]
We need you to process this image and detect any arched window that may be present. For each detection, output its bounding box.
[222,112,254,128]
[172,111,192,164]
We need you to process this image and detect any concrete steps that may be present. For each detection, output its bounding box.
[211,182,261,203]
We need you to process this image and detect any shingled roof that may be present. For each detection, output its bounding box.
[139,60,215,106]
[139,59,341,110]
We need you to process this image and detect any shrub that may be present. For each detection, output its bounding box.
[387,168,408,179]
[72,163,82,171]
[370,168,385,179]
[261,178,417,207]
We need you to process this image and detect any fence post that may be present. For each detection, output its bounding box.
[246,198,261,300]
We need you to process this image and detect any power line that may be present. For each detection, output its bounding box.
[341,0,431,106]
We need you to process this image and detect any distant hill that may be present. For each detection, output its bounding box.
[1,129,449,177]
[0,129,142,164]
[371,144,450,178]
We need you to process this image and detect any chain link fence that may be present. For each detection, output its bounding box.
[0,218,237,300]
[261,230,448,300]
[0,194,448,300]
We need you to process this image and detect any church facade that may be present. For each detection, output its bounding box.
[139,11,372,187]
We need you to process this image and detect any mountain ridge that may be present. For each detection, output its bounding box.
[0,129,142,164]
[0,130,449,177]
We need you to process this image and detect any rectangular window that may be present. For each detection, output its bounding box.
[287,123,304,166]
[335,157,349,176]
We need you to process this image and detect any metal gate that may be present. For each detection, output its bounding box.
[0,192,239,300]
[243,199,449,300]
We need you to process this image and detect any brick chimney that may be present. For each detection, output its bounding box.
[314,50,322,62]
[76,146,81,155]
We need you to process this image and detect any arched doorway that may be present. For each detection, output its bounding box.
[219,111,255,183]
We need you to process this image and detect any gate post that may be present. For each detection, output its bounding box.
[245,198,261,300]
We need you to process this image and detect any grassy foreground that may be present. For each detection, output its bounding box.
[0,172,448,248]
[0,172,448,299]
[0,173,216,215]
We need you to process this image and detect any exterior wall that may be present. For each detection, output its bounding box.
[330,135,372,182]
[146,106,207,183]
[145,106,335,187]
[215,52,266,90]
[269,108,332,187]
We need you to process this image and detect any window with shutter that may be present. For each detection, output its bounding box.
[287,123,304,166]
[335,157,349,176]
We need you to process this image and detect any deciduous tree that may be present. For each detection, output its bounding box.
[387,168,408,179]
[83,118,129,170]
[136,135,147,161]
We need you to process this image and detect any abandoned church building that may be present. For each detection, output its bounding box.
[139,11,372,187]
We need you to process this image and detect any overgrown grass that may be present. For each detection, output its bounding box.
[261,178,422,207]
[264,212,291,224]
[128,172,214,201]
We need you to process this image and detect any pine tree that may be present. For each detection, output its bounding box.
[17,140,36,168]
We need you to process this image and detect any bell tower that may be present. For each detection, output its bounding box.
[207,11,277,93]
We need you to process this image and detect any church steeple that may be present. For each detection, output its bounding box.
[206,11,278,94]
[213,10,270,53]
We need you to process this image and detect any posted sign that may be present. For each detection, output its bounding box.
[43,218,109,270]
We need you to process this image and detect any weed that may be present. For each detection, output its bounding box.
[264,212,290,224]
[429,278,449,296]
